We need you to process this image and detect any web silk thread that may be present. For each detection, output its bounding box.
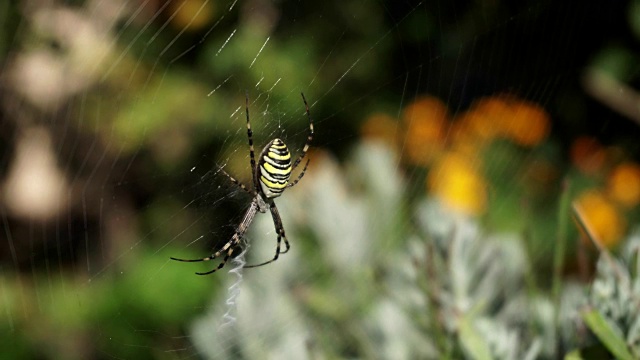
[218,240,249,330]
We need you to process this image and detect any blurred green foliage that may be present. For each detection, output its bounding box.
[1,246,212,358]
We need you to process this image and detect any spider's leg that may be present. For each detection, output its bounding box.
[291,93,314,171]
[287,158,310,188]
[169,238,234,263]
[243,234,281,268]
[244,202,290,268]
[245,92,259,193]
[196,246,235,275]
[270,202,291,255]
[218,166,253,195]
[171,200,259,273]
[269,199,290,255]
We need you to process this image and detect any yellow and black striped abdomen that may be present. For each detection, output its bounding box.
[257,138,292,198]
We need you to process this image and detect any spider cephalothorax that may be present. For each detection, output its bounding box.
[171,93,313,275]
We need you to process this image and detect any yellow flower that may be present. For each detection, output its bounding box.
[607,162,640,208]
[428,152,488,215]
[402,96,448,166]
[169,0,215,32]
[575,190,626,249]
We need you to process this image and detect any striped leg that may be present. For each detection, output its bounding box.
[245,92,258,193]
[170,233,241,274]
[291,93,314,171]
[287,159,309,188]
[244,202,290,268]
[170,200,259,274]
[195,246,235,275]
[218,166,253,195]
[270,203,291,254]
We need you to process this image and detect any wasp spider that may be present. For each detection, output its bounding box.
[171,93,314,275]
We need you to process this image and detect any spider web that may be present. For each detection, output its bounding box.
[0,0,633,359]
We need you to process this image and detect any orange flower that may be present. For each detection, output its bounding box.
[454,95,550,148]
[449,119,483,157]
[360,113,399,147]
[454,109,499,144]
[607,162,640,208]
[427,152,488,215]
[570,136,606,175]
[465,97,512,140]
[502,99,551,147]
[402,96,448,166]
[575,190,626,249]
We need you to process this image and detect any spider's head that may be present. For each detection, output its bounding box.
[257,138,292,199]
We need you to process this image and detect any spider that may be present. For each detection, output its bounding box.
[170,93,314,275]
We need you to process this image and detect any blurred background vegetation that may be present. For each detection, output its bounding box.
[1,0,640,359]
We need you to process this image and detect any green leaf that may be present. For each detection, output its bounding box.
[564,349,584,360]
[458,315,493,360]
[581,308,635,360]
